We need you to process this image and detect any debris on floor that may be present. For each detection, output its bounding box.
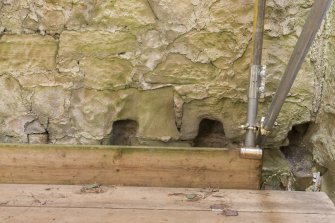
[210,204,238,216]
[223,209,239,216]
[80,183,107,193]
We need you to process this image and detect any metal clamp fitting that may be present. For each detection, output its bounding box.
[240,147,263,160]
[240,124,259,131]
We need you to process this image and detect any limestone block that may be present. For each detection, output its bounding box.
[144,54,218,84]
[180,97,246,141]
[69,87,179,141]
[58,31,137,70]
[311,37,335,166]
[265,0,311,38]
[0,1,29,33]
[321,171,335,203]
[31,86,71,121]
[40,10,66,33]
[24,120,46,134]
[28,133,49,144]
[90,0,156,30]
[0,35,57,73]
[172,31,246,64]
[207,0,253,34]
[262,148,292,190]
[0,75,32,141]
[0,76,27,117]
[81,57,133,90]
[129,87,180,140]
[148,0,195,32]
[69,88,117,139]
[16,71,81,89]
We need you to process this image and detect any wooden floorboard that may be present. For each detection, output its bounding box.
[0,184,334,214]
[0,144,261,189]
[0,184,334,223]
[1,207,335,223]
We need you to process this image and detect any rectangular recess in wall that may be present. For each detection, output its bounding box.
[0,144,261,189]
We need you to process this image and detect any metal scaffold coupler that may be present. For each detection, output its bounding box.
[240,147,263,160]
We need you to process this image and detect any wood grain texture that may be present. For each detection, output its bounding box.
[0,144,261,189]
[0,184,334,214]
[0,184,334,223]
[1,208,335,223]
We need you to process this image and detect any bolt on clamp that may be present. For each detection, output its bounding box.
[259,65,267,98]
[239,124,259,132]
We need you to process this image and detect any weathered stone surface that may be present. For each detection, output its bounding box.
[40,10,66,33]
[262,149,292,190]
[145,54,218,84]
[24,120,46,135]
[69,87,179,142]
[69,88,116,140]
[28,133,49,144]
[90,0,156,30]
[0,0,30,34]
[180,97,246,142]
[58,31,137,62]
[147,0,196,33]
[172,31,248,65]
[32,86,70,121]
[322,171,335,202]
[16,71,79,89]
[81,57,133,90]
[0,35,57,73]
[0,75,32,142]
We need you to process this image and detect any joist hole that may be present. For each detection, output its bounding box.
[110,120,139,146]
[193,118,227,148]
[280,122,314,190]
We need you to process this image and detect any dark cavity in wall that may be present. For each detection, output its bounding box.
[28,132,49,144]
[280,122,314,190]
[109,120,139,146]
[193,118,227,148]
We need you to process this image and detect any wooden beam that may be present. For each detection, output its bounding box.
[0,144,261,189]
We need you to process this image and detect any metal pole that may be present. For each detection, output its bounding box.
[257,0,333,145]
[244,0,266,148]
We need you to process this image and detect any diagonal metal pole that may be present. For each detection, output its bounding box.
[244,0,267,148]
[257,0,333,145]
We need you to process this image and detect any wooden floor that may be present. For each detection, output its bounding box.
[0,184,334,223]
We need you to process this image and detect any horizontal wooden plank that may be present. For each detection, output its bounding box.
[1,207,334,223]
[0,144,261,189]
[0,184,334,215]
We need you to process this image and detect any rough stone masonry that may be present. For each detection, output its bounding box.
[0,0,334,200]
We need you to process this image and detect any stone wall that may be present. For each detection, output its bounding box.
[0,0,334,197]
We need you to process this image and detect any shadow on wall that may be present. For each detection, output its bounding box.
[109,119,139,146]
[193,118,228,148]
